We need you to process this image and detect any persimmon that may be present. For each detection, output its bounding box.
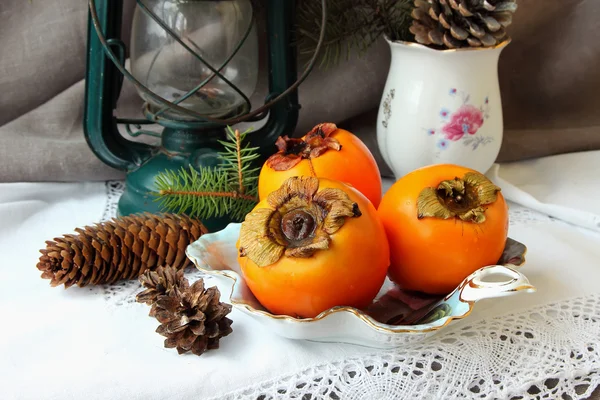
[258,123,382,207]
[377,164,508,295]
[237,176,390,318]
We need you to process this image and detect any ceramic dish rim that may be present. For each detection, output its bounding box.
[186,225,528,335]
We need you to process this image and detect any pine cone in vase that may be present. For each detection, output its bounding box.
[410,0,517,49]
[140,267,233,356]
[37,213,207,288]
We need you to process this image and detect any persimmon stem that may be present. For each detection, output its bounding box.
[159,189,257,202]
[281,210,316,242]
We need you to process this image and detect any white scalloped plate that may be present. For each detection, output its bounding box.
[186,223,535,348]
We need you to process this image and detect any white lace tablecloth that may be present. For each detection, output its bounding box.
[2,151,600,400]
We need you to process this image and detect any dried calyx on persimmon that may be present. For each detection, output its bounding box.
[417,171,501,224]
[258,122,383,207]
[238,176,361,267]
[378,165,508,294]
[239,175,390,318]
[266,123,341,171]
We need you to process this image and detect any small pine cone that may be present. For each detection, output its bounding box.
[37,213,207,288]
[410,0,517,49]
[152,277,233,356]
[136,265,188,305]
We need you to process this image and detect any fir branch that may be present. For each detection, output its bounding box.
[296,0,413,68]
[158,189,257,203]
[236,129,244,193]
[218,126,260,200]
[154,127,260,222]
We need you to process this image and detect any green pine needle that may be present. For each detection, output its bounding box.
[218,126,261,194]
[296,0,414,68]
[154,126,260,222]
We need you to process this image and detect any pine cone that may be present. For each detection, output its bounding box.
[410,0,517,49]
[149,272,233,356]
[37,213,207,288]
[136,265,188,305]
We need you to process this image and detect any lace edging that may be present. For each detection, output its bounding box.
[213,293,600,400]
[102,181,125,221]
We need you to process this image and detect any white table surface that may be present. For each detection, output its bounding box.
[1,152,600,400]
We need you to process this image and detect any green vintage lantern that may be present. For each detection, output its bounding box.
[84,0,325,231]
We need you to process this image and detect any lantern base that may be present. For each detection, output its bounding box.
[116,126,233,232]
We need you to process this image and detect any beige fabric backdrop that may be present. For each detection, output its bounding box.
[1,0,599,182]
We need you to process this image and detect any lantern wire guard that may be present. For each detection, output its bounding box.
[88,0,327,130]
[85,0,326,229]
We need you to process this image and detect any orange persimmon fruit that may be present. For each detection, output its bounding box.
[237,176,390,318]
[377,164,508,295]
[258,123,383,207]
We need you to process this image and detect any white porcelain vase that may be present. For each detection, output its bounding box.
[377,39,510,179]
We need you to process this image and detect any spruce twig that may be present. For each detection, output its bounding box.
[236,129,244,194]
[296,0,413,68]
[157,189,257,203]
[218,126,261,195]
[154,127,260,221]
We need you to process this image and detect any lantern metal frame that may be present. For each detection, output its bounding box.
[84,0,326,230]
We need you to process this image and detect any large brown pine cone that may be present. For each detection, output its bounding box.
[37,213,207,288]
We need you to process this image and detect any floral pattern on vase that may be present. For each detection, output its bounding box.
[428,89,493,156]
[441,105,484,140]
